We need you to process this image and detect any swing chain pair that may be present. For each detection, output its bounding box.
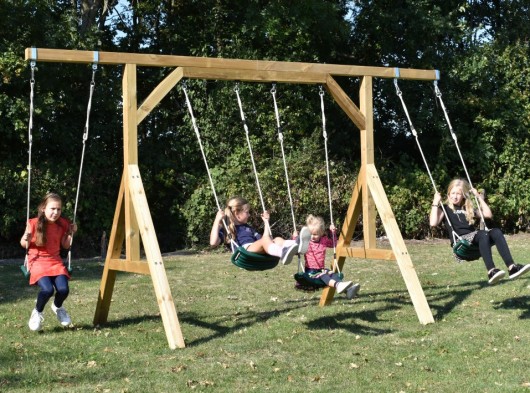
[23,57,98,276]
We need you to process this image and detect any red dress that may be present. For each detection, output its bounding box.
[26,217,71,285]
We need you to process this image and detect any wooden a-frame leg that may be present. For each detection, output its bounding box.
[128,165,185,348]
[93,175,126,325]
[365,164,434,324]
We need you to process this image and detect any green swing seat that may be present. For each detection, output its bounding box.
[20,265,73,279]
[20,265,30,278]
[231,246,280,271]
[293,271,344,291]
[452,238,481,261]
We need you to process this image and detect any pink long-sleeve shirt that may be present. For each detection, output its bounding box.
[304,233,336,270]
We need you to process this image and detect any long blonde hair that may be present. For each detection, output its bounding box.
[223,196,250,244]
[446,179,475,224]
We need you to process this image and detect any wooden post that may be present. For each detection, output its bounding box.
[93,64,185,348]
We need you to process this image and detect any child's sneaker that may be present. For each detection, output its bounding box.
[28,309,43,331]
[508,264,530,280]
[296,226,311,254]
[488,268,505,285]
[51,303,71,326]
[280,244,298,265]
[346,283,361,299]
[335,280,353,294]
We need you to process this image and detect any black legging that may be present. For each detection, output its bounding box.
[473,228,514,271]
[318,272,343,286]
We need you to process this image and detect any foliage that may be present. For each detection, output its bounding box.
[1,1,530,258]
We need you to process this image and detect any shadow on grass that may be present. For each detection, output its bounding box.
[494,295,530,319]
[304,306,398,336]
[0,357,130,392]
[423,279,488,320]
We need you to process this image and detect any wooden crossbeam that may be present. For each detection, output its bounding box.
[25,48,439,81]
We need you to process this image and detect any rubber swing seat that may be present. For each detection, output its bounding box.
[231,246,280,271]
[453,238,481,261]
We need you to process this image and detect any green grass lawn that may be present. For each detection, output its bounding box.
[1,234,529,392]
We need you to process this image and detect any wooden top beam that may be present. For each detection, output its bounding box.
[25,48,439,81]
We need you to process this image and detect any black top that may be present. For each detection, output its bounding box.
[442,204,475,242]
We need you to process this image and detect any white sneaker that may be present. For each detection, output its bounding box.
[280,244,298,265]
[297,226,311,254]
[28,309,44,331]
[51,303,71,326]
[346,283,361,299]
[335,280,353,294]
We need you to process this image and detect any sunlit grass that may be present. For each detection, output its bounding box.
[1,234,529,392]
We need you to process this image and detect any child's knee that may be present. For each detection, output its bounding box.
[56,286,69,297]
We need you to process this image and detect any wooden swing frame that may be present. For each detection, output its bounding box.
[25,48,436,349]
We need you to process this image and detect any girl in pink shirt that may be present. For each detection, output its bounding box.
[298,215,360,299]
[20,193,77,331]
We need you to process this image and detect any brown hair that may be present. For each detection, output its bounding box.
[446,179,475,224]
[35,192,62,246]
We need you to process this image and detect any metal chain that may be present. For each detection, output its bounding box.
[24,61,36,272]
[66,63,98,270]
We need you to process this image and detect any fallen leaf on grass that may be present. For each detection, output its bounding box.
[186,380,214,389]
[86,360,97,368]
[171,365,187,373]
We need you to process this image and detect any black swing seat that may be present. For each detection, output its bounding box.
[452,238,481,261]
[231,246,280,271]
[293,270,344,291]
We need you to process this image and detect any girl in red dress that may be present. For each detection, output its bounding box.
[20,192,77,331]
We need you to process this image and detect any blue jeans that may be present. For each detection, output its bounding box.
[35,275,69,312]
